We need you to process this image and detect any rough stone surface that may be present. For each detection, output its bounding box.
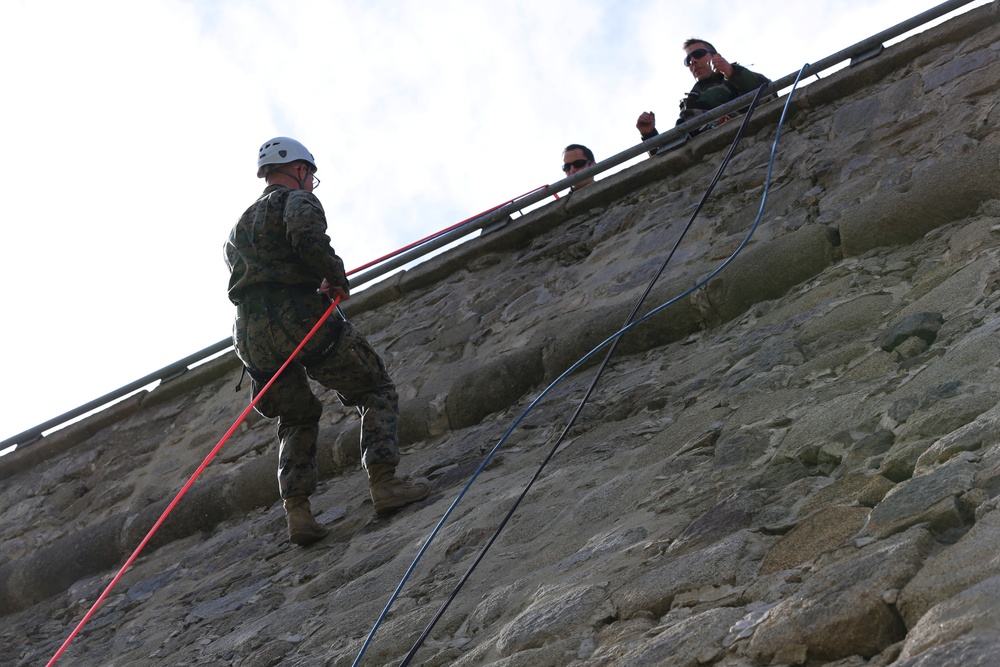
[2,7,1000,667]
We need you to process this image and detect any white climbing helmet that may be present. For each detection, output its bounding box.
[256,137,317,178]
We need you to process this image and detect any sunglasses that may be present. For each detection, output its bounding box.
[683,48,713,67]
[562,158,591,173]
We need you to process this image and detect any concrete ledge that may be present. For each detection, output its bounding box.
[0,355,243,483]
[0,392,148,483]
[446,347,545,429]
[706,224,841,323]
[0,514,123,612]
[142,352,244,408]
[0,449,282,617]
[839,141,1000,257]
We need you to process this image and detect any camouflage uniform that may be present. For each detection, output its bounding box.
[224,185,400,500]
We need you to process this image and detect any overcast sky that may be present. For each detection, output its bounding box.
[0,0,989,450]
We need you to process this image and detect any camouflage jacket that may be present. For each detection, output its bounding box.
[224,185,349,304]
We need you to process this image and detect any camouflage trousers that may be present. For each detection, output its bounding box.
[233,288,400,500]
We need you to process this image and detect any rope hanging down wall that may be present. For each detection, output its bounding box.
[351,64,809,666]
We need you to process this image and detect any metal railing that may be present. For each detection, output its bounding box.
[0,0,983,452]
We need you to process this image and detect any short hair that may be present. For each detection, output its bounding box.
[563,144,595,163]
[260,163,284,178]
[683,38,717,54]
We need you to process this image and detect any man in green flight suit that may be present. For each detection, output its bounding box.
[636,38,771,148]
[225,137,429,546]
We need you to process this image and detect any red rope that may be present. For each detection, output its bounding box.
[46,296,342,666]
[349,184,552,275]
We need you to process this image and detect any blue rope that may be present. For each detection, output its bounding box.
[352,63,810,667]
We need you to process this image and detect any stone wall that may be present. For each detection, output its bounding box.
[2,4,1000,665]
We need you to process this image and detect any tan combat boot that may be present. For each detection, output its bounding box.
[284,496,328,546]
[368,464,430,516]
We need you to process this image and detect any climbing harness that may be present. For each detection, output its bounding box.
[353,64,811,667]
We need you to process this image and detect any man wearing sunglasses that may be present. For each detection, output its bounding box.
[637,38,770,149]
[225,137,430,547]
[562,144,596,191]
